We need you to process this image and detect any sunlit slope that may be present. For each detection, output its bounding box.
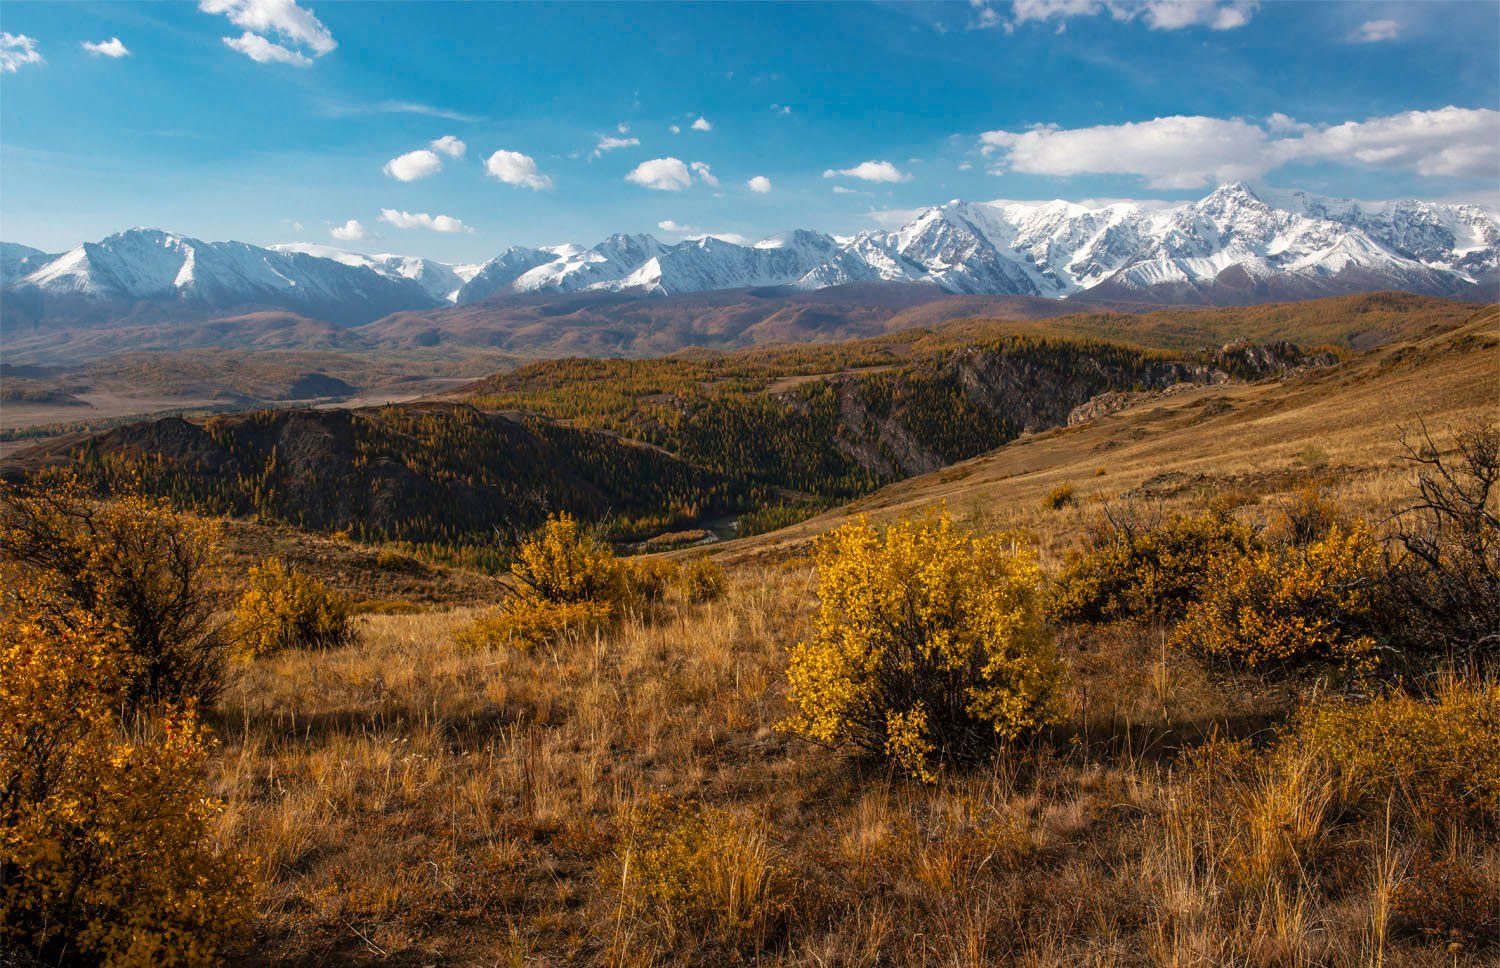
[720,306,1499,562]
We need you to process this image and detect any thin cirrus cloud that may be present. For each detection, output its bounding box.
[82,37,130,58]
[484,150,553,190]
[978,107,1500,188]
[593,135,640,158]
[379,209,471,233]
[329,219,368,241]
[823,160,912,183]
[1354,19,1400,42]
[383,149,443,182]
[200,0,336,65]
[989,0,1257,32]
[1,32,43,72]
[747,175,772,194]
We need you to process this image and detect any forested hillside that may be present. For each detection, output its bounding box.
[11,404,738,545]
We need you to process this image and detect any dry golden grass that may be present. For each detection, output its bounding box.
[204,316,1498,965]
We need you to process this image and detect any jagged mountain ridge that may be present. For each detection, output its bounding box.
[3,184,1495,333]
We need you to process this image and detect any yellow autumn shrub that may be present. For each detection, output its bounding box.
[1172,522,1385,672]
[1294,679,1500,825]
[676,555,727,603]
[510,512,624,605]
[1048,506,1258,624]
[455,598,615,651]
[0,477,230,708]
[782,511,1060,782]
[614,797,791,954]
[231,558,355,657]
[0,605,251,966]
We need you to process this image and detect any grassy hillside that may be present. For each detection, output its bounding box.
[2,299,1494,966]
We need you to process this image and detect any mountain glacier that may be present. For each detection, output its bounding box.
[3,184,1494,331]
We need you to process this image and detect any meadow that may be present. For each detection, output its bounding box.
[1,297,1495,966]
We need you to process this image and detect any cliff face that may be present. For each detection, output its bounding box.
[792,340,1326,481]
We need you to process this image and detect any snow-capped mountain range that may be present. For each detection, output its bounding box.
[3,184,1495,331]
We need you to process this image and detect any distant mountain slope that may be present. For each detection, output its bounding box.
[4,185,1494,338]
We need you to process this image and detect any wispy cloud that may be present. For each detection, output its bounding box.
[982,0,1258,33]
[1353,19,1400,43]
[1,32,44,73]
[593,134,640,158]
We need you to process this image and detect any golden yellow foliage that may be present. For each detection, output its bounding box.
[614,797,790,954]
[676,555,727,603]
[782,511,1060,781]
[455,598,615,651]
[1172,522,1384,672]
[0,477,229,708]
[0,606,251,966]
[230,558,355,657]
[1048,507,1258,624]
[1295,679,1500,824]
[510,512,624,605]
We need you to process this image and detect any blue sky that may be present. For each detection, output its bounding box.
[2,1,1497,262]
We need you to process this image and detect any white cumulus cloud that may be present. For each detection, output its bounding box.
[379,209,471,233]
[747,175,772,194]
[485,150,552,190]
[979,107,1500,188]
[669,124,681,135]
[980,115,1273,188]
[330,219,368,241]
[1,32,44,73]
[201,0,335,64]
[1292,106,1500,178]
[430,135,466,158]
[82,37,130,58]
[657,219,697,233]
[822,160,912,183]
[1354,19,1400,42]
[383,148,443,182]
[691,116,713,132]
[627,157,694,191]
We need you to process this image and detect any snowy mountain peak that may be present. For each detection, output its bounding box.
[5,185,1495,331]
